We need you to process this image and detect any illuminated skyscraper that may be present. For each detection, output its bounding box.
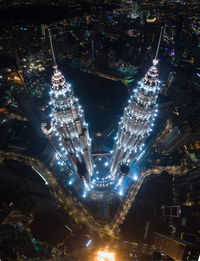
[42,28,163,198]
[110,28,163,181]
[42,30,93,185]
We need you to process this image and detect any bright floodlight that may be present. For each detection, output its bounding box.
[105,162,109,167]
[95,250,115,261]
[119,190,123,196]
[133,175,138,181]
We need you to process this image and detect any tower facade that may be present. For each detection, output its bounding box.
[110,59,160,178]
[48,65,93,183]
[41,30,93,187]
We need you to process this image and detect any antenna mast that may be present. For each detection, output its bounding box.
[48,29,56,65]
[155,26,163,60]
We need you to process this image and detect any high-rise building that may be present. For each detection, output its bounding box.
[110,59,160,177]
[42,31,93,187]
[110,28,163,184]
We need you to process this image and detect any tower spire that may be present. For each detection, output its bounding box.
[48,29,56,66]
[110,29,162,182]
[155,26,163,60]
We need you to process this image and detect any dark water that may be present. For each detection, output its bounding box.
[60,63,130,144]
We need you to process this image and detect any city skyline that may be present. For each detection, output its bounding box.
[0,0,200,260]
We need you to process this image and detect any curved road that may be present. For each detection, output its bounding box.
[0,150,188,239]
[0,150,105,238]
[105,164,188,237]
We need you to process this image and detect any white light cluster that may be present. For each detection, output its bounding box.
[95,250,115,261]
[92,175,113,188]
[136,149,146,162]
[116,176,123,187]
[119,190,123,196]
[82,182,92,198]
[55,152,66,166]
[110,59,161,179]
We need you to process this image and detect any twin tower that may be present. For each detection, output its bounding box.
[42,28,163,197]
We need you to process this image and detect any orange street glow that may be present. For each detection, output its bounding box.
[95,250,115,261]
